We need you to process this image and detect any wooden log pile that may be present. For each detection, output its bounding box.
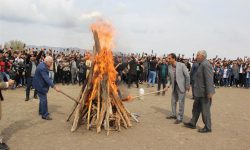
[69,21,133,135]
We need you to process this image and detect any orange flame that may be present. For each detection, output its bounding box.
[88,21,118,101]
[122,95,133,102]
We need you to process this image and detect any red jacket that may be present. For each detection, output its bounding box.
[0,60,11,72]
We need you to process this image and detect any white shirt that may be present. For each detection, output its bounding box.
[223,69,228,78]
[247,71,250,78]
[240,65,243,73]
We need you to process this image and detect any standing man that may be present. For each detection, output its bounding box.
[25,52,40,101]
[190,60,199,99]
[33,56,61,120]
[147,57,157,87]
[127,56,139,88]
[184,50,215,133]
[156,58,168,96]
[165,53,190,124]
[70,57,78,84]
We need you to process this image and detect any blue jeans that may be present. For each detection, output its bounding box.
[246,78,250,88]
[148,71,156,86]
[37,92,49,117]
[222,78,228,86]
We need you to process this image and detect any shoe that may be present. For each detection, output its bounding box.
[0,143,9,150]
[42,116,52,120]
[198,127,211,133]
[25,97,29,101]
[166,115,177,119]
[40,112,50,116]
[33,95,38,99]
[183,122,196,129]
[174,119,182,124]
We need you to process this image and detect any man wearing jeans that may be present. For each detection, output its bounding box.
[147,57,157,87]
[33,56,61,120]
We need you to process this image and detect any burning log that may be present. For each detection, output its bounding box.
[69,21,134,135]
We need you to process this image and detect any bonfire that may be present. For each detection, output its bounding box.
[68,21,134,135]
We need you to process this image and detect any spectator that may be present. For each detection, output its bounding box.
[156,58,168,96]
[147,57,157,87]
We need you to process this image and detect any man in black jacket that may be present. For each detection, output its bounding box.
[127,56,139,88]
[25,51,42,101]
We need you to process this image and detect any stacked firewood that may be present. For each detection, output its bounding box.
[69,21,133,135]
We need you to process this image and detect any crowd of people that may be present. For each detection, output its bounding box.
[0,47,249,97]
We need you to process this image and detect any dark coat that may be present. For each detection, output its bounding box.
[157,63,168,80]
[190,62,199,83]
[128,58,137,75]
[194,59,215,98]
[33,62,54,94]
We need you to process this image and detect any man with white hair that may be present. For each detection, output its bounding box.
[33,56,61,120]
[184,50,215,133]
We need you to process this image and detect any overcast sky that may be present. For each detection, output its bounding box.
[0,0,250,58]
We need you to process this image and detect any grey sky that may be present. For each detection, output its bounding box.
[0,0,250,58]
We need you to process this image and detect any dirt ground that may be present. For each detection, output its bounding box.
[1,84,250,150]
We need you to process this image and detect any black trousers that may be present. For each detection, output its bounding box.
[56,70,63,83]
[137,71,142,83]
[157,78,167,94]
[239,73,245,87]
[127,74,138,88]
[190,97,212,130]
[26,77,37,98]
[78,72,86,85]
[62,71,70,84]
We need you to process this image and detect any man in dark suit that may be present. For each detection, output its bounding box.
[190,60,199,99]
[33,56,60,120]
[184,50,215,133]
